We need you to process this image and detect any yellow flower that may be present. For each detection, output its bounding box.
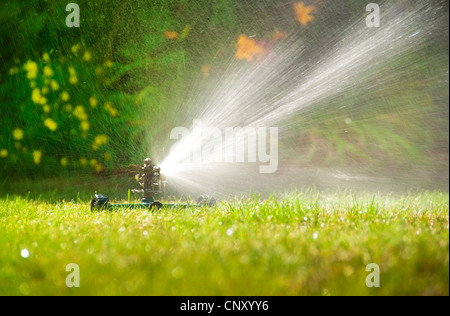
[104,102,118,117]
[79,157,88,166]
[109,107,118,117]
[89,159,98,167]
[44,118,58,131]
[68,66,77,76]
[50,80,60,91]
[104,152,111,161]
[43,53,50,63]
[92,134,108,150]
[32,88,47,105]
[61,91,70,102]
[9,67,19,75]
[43,105,51,113]
[23,60,38,80]
[0,149,8,158]
[43,65,54,77]
[95,134,108,145]
[32,88,42,104]
[80,121,90,131]
[13,128,24,141]
[42,87,49,95]
[83,51,92,62]
[94,164,103,172]
[71,44,81,54]
[73,105,88,121]
[68,66,78,84]
[180,24,192,39]
[33,150,42,164]
[89,96,98,108]
[69,76,78,85]
[60,157,69,167]
[104,60,114,68]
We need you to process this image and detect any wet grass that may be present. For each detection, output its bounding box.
[0,189,448,295]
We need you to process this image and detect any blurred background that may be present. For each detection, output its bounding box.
[0,0,448,199]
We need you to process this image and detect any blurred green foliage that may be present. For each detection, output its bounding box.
[0,0,240,175]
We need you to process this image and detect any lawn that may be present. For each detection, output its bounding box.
[0,188,448,296]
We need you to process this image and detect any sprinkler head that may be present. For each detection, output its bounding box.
[90,157,216,211]
[135,157,162,199]
[144,157,153,167]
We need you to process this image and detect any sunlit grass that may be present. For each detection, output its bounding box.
[0,189,448,295]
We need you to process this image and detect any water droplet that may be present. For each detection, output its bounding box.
[21,248,30,258]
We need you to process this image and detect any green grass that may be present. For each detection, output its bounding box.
[0,189,448,295]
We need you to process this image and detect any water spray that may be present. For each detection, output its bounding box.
[158,0,448,197]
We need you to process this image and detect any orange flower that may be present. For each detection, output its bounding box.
[235,35,265,62]
[202,64,210,76]
[164,30,179,40]
[272,28,286,41]
[293,2,315,26]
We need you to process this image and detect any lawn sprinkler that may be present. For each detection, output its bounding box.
[90,157,216,211]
